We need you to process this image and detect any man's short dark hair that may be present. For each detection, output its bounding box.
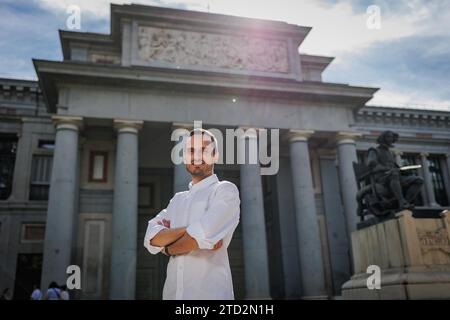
[188,128,218,155]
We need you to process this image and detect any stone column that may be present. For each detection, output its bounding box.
[41,116,82,290]
[336,132,363,239]
[288,130,327,299]
[238,128,271,299]
[8,119,33,201]
[446,154,450,180]
[446,154,450,202]
[420,152,438,207]
[172,122,193,193]
[109,119,143,300]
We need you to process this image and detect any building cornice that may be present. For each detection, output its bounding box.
[59,30,117,60]
[60,4,313,62]
[0,78,46,118]
[0,78,40,95]
[110,4,312,45]
[34,59,378,113]
[299,54,334,72]
[354,106,450,132]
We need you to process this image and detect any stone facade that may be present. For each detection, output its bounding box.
[137,26,290,73]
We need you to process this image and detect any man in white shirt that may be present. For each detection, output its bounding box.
[144,128,241,300]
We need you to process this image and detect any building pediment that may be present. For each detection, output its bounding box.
[40,4,378,113]
[60,4,315,80]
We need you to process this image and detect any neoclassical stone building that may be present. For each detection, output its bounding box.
[0,4,449,299]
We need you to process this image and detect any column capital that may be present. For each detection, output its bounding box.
[52,115,83,131]
[336,131,362,145]
[171,122,192,141]
[113,119,143,134]
[286,130,314,142]
[420,152,429,157]
[236,127,261,139]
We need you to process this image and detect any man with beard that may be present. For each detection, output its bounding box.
[144,128,241,300]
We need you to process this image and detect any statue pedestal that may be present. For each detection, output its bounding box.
[342,210,450,299]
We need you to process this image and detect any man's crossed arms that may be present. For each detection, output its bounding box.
[150,219,223,256]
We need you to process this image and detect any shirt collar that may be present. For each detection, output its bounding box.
[188,174,218,193]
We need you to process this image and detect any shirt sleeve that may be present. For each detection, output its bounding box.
[143,199,173,254]
[186,182,241,250]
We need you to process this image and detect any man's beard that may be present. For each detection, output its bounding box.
[187,165,208,176]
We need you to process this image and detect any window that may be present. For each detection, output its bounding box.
[88,151,108,182]
[0,134,18,200]
[38,140,55,150]
[357,150,367,165]
[428,155,449,206]
[138,183,154,208]
[21,223,46,243]
[29,155,52,200]
[401,153,424,206]
[401,153,420,174]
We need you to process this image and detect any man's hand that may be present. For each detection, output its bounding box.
[172,239,223,256]
[212,239,223,251]
[165,237,225,256]
[150,227,186,247]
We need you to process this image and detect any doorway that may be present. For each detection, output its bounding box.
[136,168,173,299]
[13,253,42,300]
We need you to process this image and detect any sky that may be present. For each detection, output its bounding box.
[1,0,449,110]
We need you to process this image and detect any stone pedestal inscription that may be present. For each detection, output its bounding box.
[342,210,450,299]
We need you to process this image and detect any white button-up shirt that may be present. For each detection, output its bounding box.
[143,174,241,300]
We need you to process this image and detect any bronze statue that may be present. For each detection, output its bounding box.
[354,131,424,220]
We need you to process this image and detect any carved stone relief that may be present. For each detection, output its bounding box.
[137,26,290,73]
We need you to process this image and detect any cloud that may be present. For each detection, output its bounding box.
[32,0,428,55]
[369,90,450,111]
[0,1,61,79]
[34,0,203,17]
[323,34,450,110]
[0,0,111,79]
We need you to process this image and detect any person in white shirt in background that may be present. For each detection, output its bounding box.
[45,281,61,300]
[144,128,241,300]
[30,284,42,300]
